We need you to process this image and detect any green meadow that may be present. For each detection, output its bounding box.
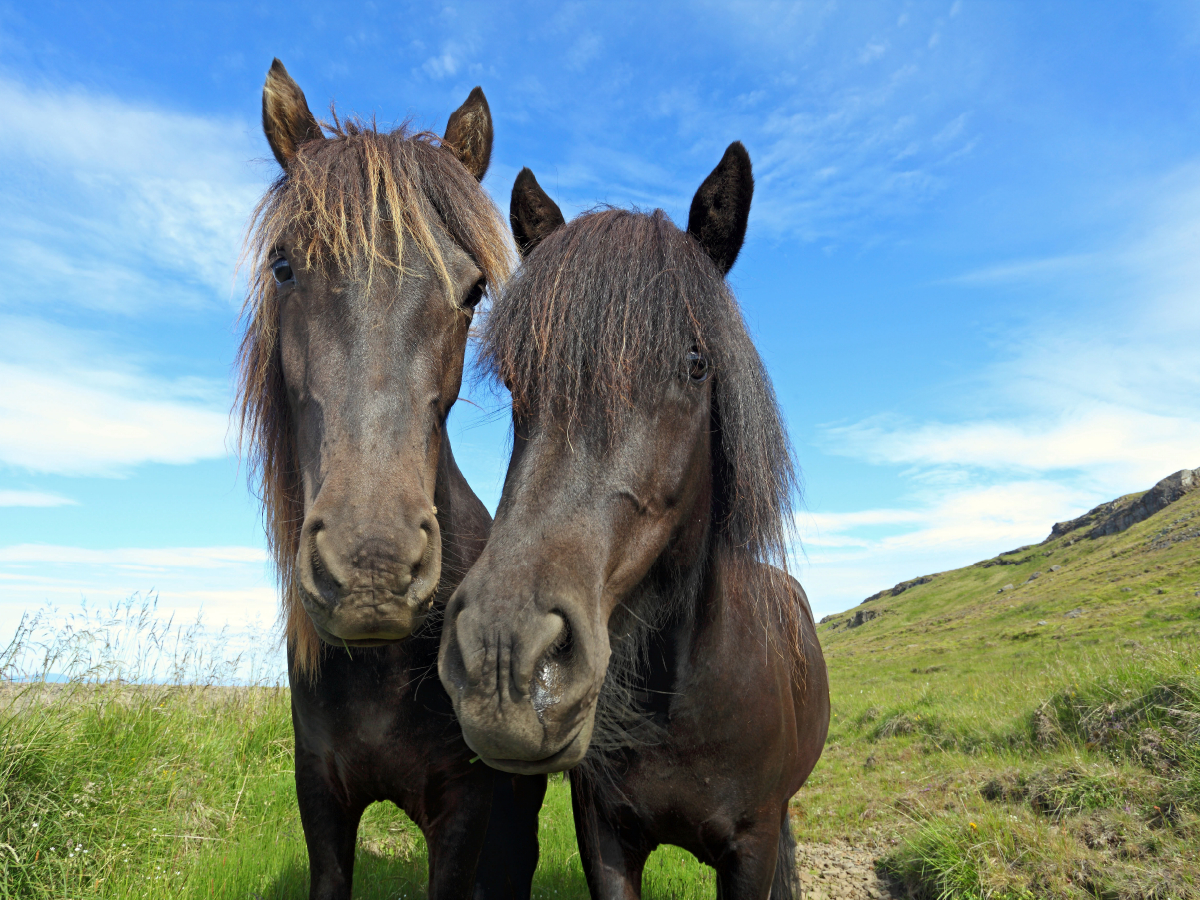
[2,484,1197,898]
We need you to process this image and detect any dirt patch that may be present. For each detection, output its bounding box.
[795,841,904,900]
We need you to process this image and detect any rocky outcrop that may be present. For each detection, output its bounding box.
[861,575,937,604]
[1048,468,1198,541]
[847,608,882,628]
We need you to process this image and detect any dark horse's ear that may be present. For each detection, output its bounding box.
[510,168,565,257]
[686,141,754,275]
[443,87,493,181]
[262,59,324,169]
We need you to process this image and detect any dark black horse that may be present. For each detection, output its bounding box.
[237,60,544,900]
[439,145,830,899]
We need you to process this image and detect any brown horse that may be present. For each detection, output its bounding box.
[439,146,829,899]
[237,60,544,900]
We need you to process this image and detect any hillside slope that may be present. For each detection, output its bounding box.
[794,468,1200,900]
[818,467,1199,668]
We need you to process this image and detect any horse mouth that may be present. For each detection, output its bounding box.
[466,726,590,775]
[305,590,435,646]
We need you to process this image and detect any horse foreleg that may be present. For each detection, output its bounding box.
[570,777,648,900]
[473,773,548,900]
[423,768,495,900]
[294,751,366,900]
[714,823,783,900]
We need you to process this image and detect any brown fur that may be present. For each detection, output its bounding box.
[236,116,513,674]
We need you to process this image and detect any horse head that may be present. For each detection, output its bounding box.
[440,145,796,772]
[240,60,510,668]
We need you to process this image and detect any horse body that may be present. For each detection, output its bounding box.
[570,556,828,900]
[439,146,829,900]
[238,60,543,900]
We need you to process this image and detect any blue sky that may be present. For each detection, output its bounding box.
[2,1,1199,659]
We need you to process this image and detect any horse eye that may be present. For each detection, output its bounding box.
[271,258,294,285]
[462,278,486,311]
[686,350,709,384]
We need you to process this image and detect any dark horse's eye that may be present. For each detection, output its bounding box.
[271,257,294,285]
[686,350,709,384]
[462,277,486,311]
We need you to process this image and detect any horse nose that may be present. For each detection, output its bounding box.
[297,505,442,642]
[440,580,605,765]
[445,595,566,700]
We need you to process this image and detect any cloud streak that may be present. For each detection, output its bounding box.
[0,348,230,475]
[0,77,265,315]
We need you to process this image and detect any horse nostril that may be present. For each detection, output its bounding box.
[307,525,342,602]
[546,611,573,663]
[531,612,573,720]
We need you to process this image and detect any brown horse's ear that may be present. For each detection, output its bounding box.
[686,141,754,275]
[510,168,565,257]
[443,87,493,181]
[262,59,324,169]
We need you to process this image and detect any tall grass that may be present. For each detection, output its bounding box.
[0,597,719,899]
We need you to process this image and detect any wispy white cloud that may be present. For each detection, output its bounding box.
[0,491,77,508]
[0,77,265,314]
[795,479,1089,617]
[0,353,229,475]
[823,406,1200,490]
[0,544,265,567]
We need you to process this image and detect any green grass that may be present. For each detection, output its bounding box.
[4,484,1199,898]
[0,602,717,899]
[0,680,720,900]
[801,485,1200,899]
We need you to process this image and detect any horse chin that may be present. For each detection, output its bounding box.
[468,724,592,775]
[305,591,433,646]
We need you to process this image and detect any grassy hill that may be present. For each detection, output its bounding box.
[0,471,1196,899]
[798,469,1200,899]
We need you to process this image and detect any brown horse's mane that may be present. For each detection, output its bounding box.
[236,115,513,675]
[480,207,806,675]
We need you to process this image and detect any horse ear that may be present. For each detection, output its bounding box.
[686,141,754,275]
[262,59,324,169]
[443,87,493,181]
[510,168,565,257]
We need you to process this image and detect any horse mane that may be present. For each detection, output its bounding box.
[480,207,805,675]
[236,115,513,675]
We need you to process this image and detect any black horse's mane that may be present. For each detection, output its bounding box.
[481,207,804,672]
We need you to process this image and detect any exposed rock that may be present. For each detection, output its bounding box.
[861,574,936,605]
[1047,468,1198,541]
[976,551,1035,568]
[847,608,883,628]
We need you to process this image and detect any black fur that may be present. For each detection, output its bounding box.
[771,817,800,900]
[510,168,566,257]
[686,141,754,275]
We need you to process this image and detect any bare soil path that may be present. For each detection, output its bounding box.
[796,842,905,900]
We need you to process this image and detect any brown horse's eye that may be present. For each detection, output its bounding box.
[462,278,486,311]
[271,257,294,285]
[686,350,709,384]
